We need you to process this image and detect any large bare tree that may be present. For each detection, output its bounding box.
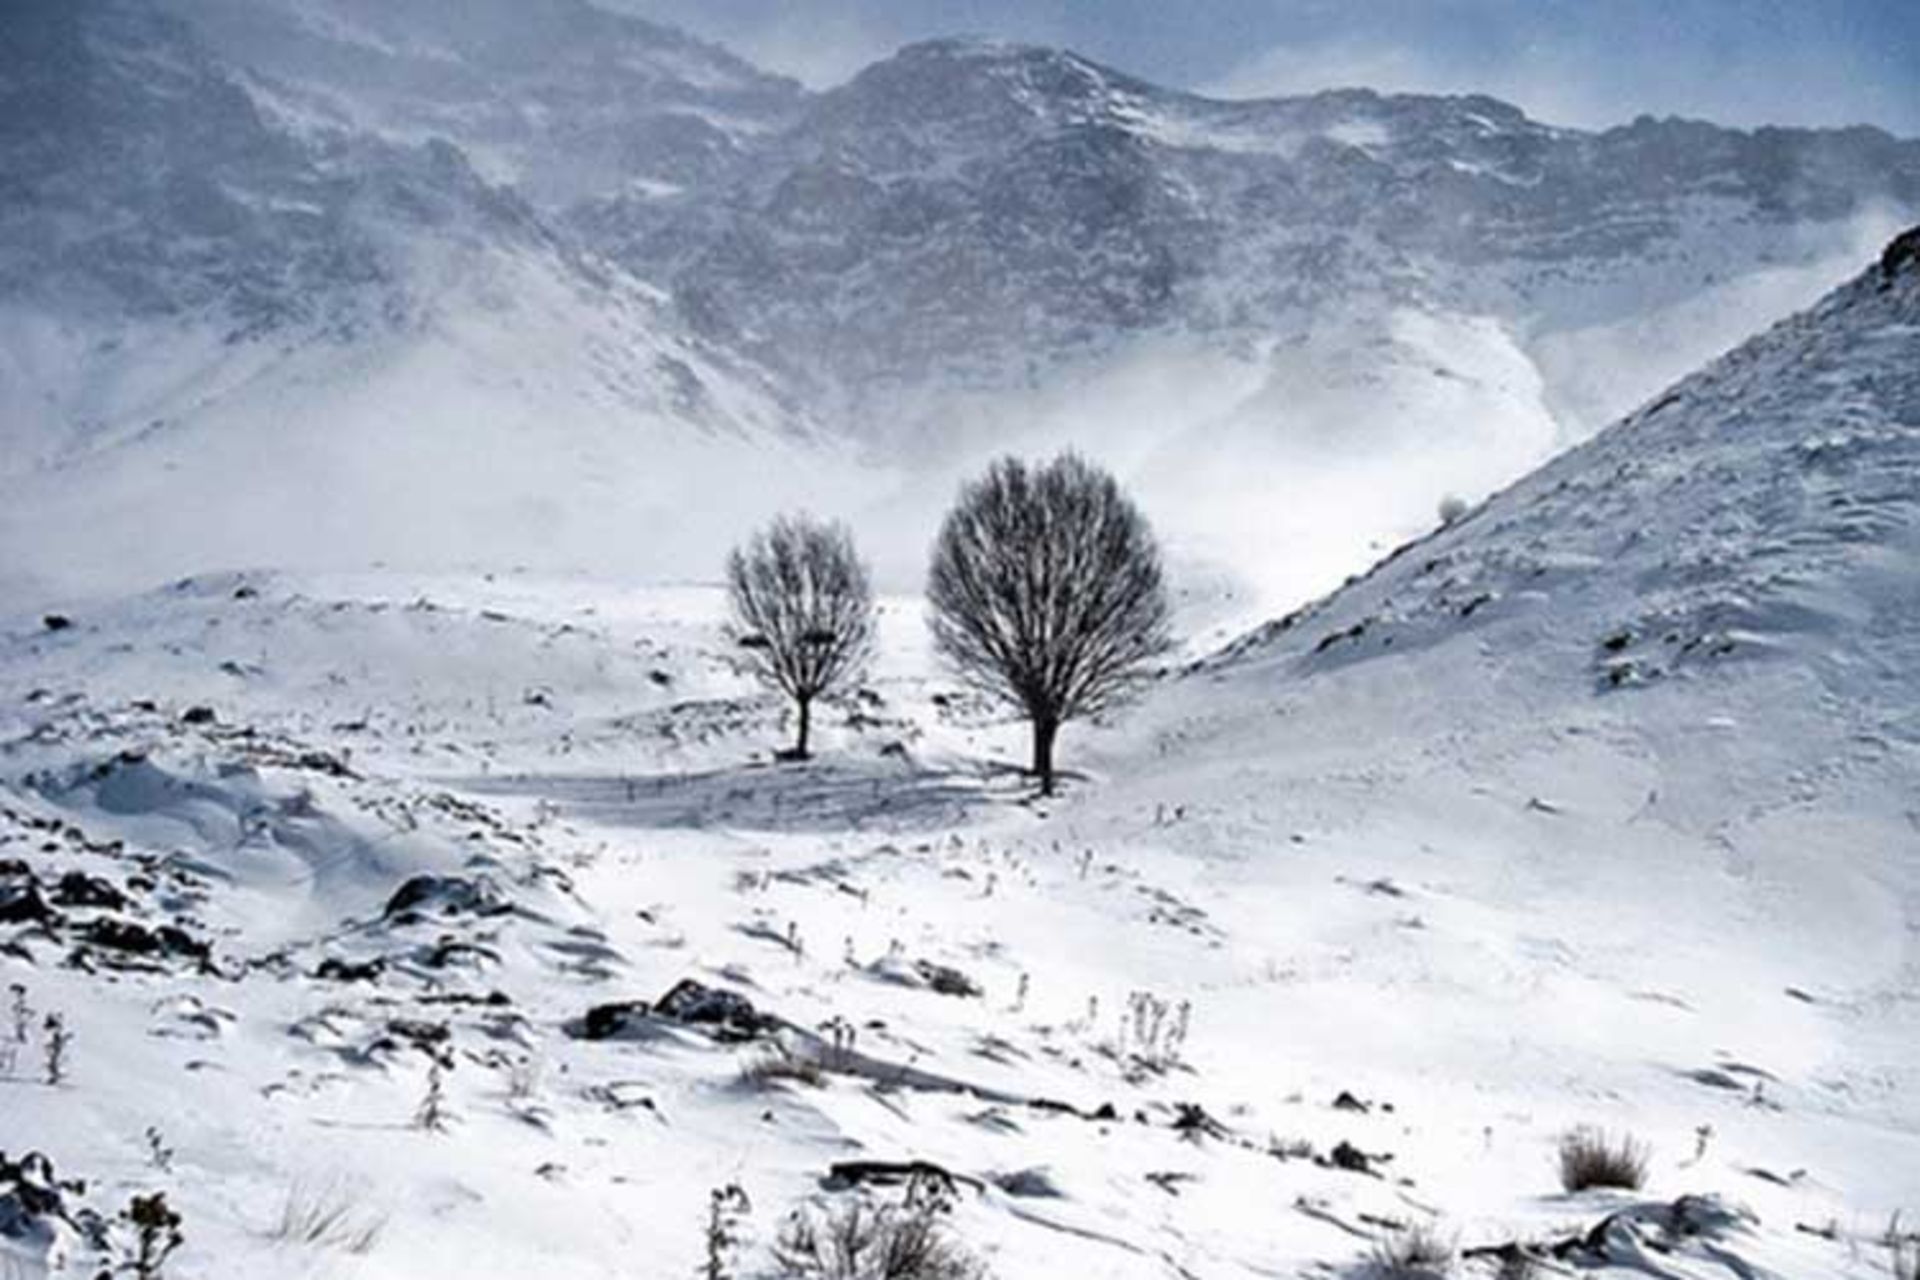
[727,514,877,759]
[928,453,1173,795]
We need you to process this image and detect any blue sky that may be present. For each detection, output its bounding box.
[621,0,1920,134]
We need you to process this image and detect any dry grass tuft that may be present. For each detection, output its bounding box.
[774,1190,984,1280]
[739,1045,827,1089]
[1368,1222,1454,1277]
[1557,1128,1650,1193]
[266,1181,387,1255]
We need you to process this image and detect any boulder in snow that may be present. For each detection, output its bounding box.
[383,874,511,922]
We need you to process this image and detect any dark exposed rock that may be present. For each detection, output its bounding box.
[1881,225,1920,283]
[41,615,72,633]
[418,937,502,969]
[583,979,779,1043]
[384,1019,450,1049]
[0,1150,101,1246]
[314,956,386,984]
[78,918,209,962]
[0,880,56,926]
[180,706,217,725]
[653,978,779,1041]
[581,1000,651,1041]
[823,1160,985,1195]
[991,1167,1063,1198]
[1325,1140,1385,1176]
[1463,1195,1757,1269]
[912,959,982,998]
[1024,1096,1119,1123]
[419,989,511,1008]
[291,751,356,778]
[50,872,128,912]
[1171,1102,1228,1139]
[383,874,511,922]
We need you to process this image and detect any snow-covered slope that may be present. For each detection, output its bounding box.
[1,238,1916,1279]
[1207,227,1920,708]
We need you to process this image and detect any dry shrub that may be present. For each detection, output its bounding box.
[1557,1128,1650,1192]
[773,1181,984,1280]
[1494,1247,1541,1280]
[1368,1222,1453,1278]
[267,1181,387,1255]
[739,1045,826,1089]
[1890,1218,1919,1280]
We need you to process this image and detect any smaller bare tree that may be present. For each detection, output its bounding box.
[727,515,877,759]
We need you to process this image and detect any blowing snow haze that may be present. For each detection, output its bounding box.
[3,7,1920,1279]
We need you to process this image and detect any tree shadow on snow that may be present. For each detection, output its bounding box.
[454,757,1021,834]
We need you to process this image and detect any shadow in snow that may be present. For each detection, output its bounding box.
[454,757,1014,833]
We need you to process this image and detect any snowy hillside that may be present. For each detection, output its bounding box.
[2,237,1917,1279]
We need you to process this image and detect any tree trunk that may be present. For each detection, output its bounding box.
[1031,715,1059,796]
[794,695,812,759]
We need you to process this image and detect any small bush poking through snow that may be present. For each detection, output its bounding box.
[42,1012,71,1085]
[1557,1128,1650,1192]
[144,1126,174,1173]
[1889,1216,1920,1280]
[123,1191,184,1280]
[773,1172,985,1280]
[704,1184,752,1280]
[1368,1222,1453,1277]
[740,1044,826,1088]
[1494,1249,1541,1280]
[413,1054,452,1132]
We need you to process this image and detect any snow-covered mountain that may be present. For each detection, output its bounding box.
[1,234,1915,1280]
[3,2,1916,610]
[0,0,843,600]
[159,0,807,207]
[586,39,1920,400]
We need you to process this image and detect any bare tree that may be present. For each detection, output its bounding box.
[928,453,1172,795]
[727,514,877,759]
